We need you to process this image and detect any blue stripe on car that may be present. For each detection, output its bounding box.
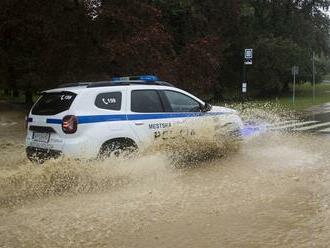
[47,119,62,124]
[46,112,228,125]
[78,115,127,124]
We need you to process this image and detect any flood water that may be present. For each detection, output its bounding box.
[1,104,330,248]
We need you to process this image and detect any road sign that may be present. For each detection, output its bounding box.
[244,49,253,65]
[242,83,247,93]
[242,49,252,98]
[292,66,299,76]
[245,49,253,59]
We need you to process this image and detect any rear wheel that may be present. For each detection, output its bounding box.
[98,139,137,160]
[26,147,62,164]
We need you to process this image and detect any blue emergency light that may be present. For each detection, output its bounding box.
[240,122,267,137]
[112,75,159,82]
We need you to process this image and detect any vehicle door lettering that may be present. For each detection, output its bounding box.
[149,122,172,130]
[154,128,196,140]
[154,131,162,139]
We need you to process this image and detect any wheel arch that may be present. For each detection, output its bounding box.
[99,137,138,153]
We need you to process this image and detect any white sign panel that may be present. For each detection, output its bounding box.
[292,66,299,75]
[242,83,247,93]
[245,49,253,59]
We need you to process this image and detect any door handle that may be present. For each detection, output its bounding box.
[135,122,144,126]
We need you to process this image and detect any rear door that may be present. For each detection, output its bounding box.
[128,89,171,147]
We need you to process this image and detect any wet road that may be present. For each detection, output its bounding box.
[1,104,330,247]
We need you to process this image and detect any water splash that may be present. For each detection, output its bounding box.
[2,104,330,247]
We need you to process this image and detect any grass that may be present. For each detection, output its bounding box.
[222,83,330,112]
[276,83,330,111]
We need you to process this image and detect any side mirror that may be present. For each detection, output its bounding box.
[201,103,212,112]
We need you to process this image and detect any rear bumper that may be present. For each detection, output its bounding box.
[26,134,101,160]
[26,146,62,163]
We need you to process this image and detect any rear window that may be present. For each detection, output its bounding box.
[32,92,77,115]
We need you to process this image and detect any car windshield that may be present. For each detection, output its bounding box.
[31,91,77,115]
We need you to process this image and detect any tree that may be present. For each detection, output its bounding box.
[0,0,330,103]
[0,0,92,104]
[90,0,175,80]
[237,0,330,96]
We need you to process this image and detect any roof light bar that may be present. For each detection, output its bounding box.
[111,75,159,82]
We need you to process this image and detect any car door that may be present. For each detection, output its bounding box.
[159,89,205,139]
[160,90,203,113]
[128,89,172,148]
[162,90,241,140]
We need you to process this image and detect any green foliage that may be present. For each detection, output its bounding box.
[0,0,329,102]
[237,0,330,97]
[0,0,93,90]
[248,37,307,96]
[276,83,330,111]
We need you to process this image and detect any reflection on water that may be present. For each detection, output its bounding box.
[1,105,330,247]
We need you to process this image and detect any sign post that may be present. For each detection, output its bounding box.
[242,49,253,99]
[312,51,316,104]
[292,66,299,105]
[244,49,253,65]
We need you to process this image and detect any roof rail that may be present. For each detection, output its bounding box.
[87,81,128,88]
[158,81,174,87]
[87,81,174,88]
[57,80,174,89]
[57,82,91,88]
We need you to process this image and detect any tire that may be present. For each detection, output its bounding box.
[98,139,137,160]
[26,147,62,164]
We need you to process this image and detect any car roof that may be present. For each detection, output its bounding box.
[44,81,176,94]
[42,80,204,105]
[58,80,173,88]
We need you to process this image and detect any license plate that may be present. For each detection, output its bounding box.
[33,132,50,143]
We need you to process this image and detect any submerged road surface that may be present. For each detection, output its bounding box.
[1,105,330,247]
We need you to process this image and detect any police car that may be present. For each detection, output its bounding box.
[25,75,243,162]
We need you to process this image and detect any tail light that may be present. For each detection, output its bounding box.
[25,116,28,129]
[62,115,77,134]
[25,116,32,129]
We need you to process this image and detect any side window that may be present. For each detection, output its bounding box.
[164,90,201,112]
[95,92,122,111]
[131,90,164,113]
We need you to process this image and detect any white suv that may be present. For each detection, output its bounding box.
[26,75,242,162]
